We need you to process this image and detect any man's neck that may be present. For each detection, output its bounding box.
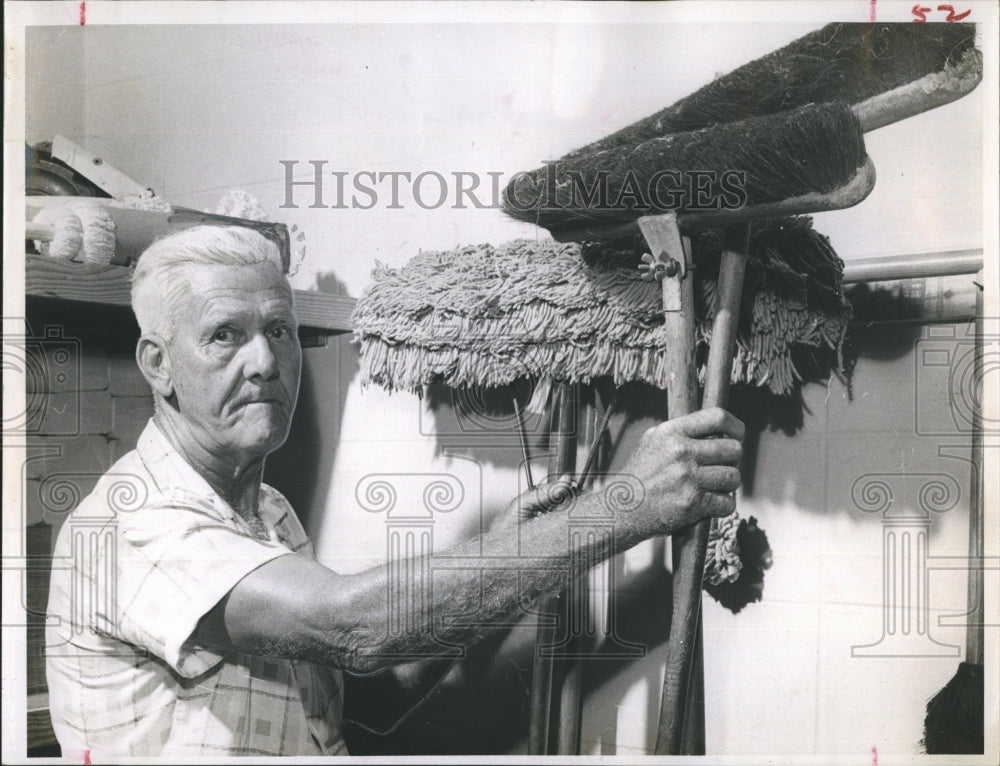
[152,410,266,519]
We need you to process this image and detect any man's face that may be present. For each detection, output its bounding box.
[165,262,301,465]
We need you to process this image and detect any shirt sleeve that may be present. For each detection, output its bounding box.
[111,495,295,678]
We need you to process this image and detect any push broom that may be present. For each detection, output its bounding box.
[548,23,980,165]
[359,67,968,756]
[922,289,985,754]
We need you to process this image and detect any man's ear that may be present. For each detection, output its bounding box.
[136,335,174,398]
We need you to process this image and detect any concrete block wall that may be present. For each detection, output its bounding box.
[22,303,153,545]
[19,301,150,752]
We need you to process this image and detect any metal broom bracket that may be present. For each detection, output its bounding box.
[637,212,691,313]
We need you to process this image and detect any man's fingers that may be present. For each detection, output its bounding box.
[700,489,737,518]
[687,437,743,466]
[695,465,741,494]
[673,407,745,441]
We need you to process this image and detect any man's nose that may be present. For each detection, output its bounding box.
[243,333,280,381]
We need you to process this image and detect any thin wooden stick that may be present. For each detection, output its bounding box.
[967,288,984,668]
[555,386,615,754]
[681,611,706,754]
[655,223,750,754]
[528,384,577,753]
[512,390,535,491]
[576,390,620,490]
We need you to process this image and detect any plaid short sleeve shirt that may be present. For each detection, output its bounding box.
[45,420,348,758]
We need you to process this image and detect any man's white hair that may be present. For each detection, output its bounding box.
[131,226,286,341]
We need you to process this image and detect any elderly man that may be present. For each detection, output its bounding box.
[46,225,744,758]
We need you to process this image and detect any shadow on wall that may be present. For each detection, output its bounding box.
[338,309,976,755]
[423,372,828,509]
[264,271,359,530]
[423,379,668,476]
[343,548,678,756]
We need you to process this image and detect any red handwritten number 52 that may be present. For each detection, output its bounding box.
[913,4,972,22]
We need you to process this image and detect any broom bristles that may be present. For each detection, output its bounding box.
[922,661,984,754]
[502,103,867,230]
[561,22,976,158]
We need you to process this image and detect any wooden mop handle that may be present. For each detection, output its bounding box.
[528,383,578,754]
[702,225,751,407]
[26,222,55,242]
[655,223,750,755]
[966,277,984,666]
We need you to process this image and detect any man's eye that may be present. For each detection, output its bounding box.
[212,328,236,343]
[268,325,293,340]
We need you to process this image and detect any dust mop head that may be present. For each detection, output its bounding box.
[502,102,868,232]
[32,206,83,260]
[31,203,118,264]
[562,22,978,158]
[68,201,116,264]
[353,217,850,398]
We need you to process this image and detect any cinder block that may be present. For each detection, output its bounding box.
[82,391,114,434]
[41,472,100,526]
[23,436,62,480]
[111,395,154,444]
[80,348,110,391]
[24,466,102,526]
[23,348,48,394]
[32,391,113,436]
[107,352,151,396]
[34,435,114,479]
[24,478,44,526]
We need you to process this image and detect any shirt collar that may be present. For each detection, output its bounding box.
[135,418,281,540]
[136,418,227,509]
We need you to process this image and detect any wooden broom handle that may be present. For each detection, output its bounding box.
[702,226,750,407]
[528,383,578,753]
[26,222,56,242]
[966,276,984,666]
[655,223,750,754]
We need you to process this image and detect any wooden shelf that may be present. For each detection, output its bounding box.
[24,253,356,335]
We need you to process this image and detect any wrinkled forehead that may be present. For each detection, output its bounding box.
[179,261,293,298]
[173,262,295,321]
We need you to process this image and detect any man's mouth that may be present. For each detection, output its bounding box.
[235,397,284,410]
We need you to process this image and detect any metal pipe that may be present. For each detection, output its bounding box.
[842,249,983,284]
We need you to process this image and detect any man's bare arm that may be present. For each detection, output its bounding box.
[195,407,744,673]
